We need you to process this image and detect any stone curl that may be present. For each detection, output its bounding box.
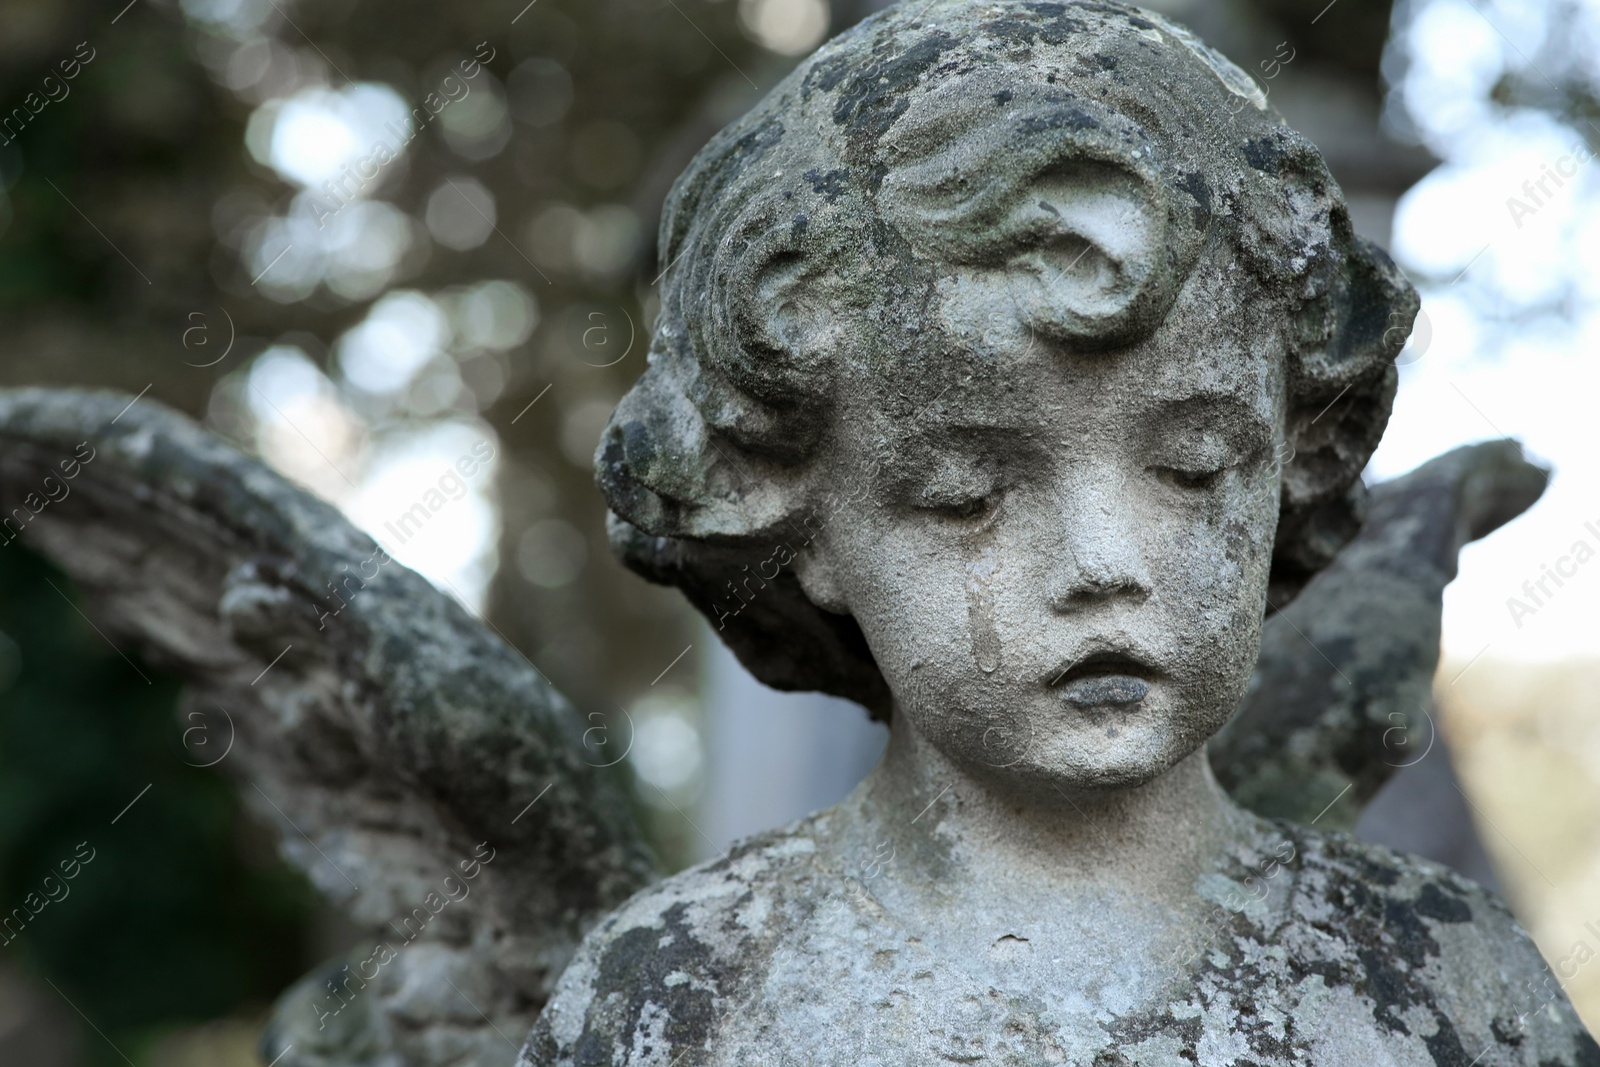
[596,0,1417,718]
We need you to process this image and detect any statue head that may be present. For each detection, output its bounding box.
[597,0,1414,792]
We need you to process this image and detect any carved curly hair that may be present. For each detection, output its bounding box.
[596,0,1416,719]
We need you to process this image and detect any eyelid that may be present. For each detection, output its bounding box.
[1150,464,1226,490]
[916,489,990,512]
[1152,436,1232,466]
[1147,423,1269,476]
[915,487,1004,524]
[910,466,1004,512]
[1144,395,1275,467]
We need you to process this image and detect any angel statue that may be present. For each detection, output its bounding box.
[0,1,1593,1064]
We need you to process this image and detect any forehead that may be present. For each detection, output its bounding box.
[852,268,1284,456]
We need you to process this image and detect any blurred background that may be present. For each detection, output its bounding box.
[0,0,1596,1060]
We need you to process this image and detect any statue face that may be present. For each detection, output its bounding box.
[805,276,1288,794]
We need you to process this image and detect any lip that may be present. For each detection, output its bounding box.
[1047,650,1158,708]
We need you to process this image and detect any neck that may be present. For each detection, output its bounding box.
[842,707,1246,905]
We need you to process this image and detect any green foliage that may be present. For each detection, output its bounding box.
[0,543,317,1063]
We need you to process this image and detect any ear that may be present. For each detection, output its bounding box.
[792,539,851,616]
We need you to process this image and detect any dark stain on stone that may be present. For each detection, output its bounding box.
[1416,882,1472,924]
[1358,945,1417,1034]
[878,199,922,250]
[1331,241,1403,367]
[830,31,956,152]
[1423,1013,1472,1067]
[986,16,1075,46]
[1243,135,1286,174]
[1384,893,1443,969]
[1550,1033,1600,1066]
[1106,1005,1204,1056]
[619,418,654,465]
[1019,104,1099,135]
[1176,170,1212,232]
[1138,824,1523,1059]
[578,900,730,1066]
[1298,835,1457,1037]
[803,167,850,203]
[701,827,784,877]
[864,160,890,194]
[1349,844,1404,887]
[1492,1016,1527,1047]
[804,50,852,97]
[1074,1,1144,21]
[978,4,1086,46]
[723,117,786,186]
[994,88,1014,104]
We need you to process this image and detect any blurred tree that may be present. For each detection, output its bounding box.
[0,543,319,1065]
[0,0,804,1053]
[0,0,793,720]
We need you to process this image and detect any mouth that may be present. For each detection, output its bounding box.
[1047,650,1156,708]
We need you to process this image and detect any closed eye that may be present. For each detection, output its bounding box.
[917,492,1000,524]
[1150,465,1226,490]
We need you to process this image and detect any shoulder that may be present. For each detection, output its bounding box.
[521,815,833,1067]
[1264,819,1598,1063]
[1273,818,1525,965]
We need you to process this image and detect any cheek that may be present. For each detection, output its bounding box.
[839,530,997,714]
[851,540,966,677]
[1147,489,1274,659]
[1221,471,1281,613]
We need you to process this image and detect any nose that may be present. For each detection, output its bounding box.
[1043,476,1152,612]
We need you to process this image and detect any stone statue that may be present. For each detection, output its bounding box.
[539,1,1597,1063]
[0,1,1591,1064]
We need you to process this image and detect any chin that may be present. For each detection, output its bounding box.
[955,704,1214,796]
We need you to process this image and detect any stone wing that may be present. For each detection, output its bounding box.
[1212,439,1548,829]
[0,388,656,1067]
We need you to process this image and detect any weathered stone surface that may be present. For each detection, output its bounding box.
[526,802,1596,1065]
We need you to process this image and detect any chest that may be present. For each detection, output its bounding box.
[701,899,1458,1067]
